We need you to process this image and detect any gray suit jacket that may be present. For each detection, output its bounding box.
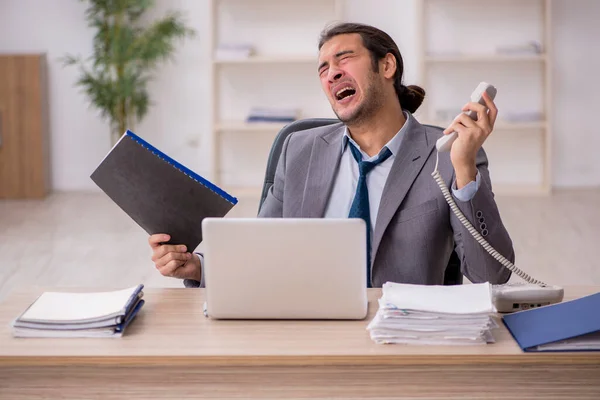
[256,117,513,287]
[186,116,514,288]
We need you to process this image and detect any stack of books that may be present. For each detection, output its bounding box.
[12,285,145,338]
[367,282,497,345]
[215,43,255,60]
[495,40,542,55]
[246,107,299,123]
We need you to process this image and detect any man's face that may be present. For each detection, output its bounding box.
[318,33,383,125]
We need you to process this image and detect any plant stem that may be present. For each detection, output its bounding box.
[116,5,126,136]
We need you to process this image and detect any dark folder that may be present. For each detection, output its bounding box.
[91,130,238,252]
[502,292,600,352]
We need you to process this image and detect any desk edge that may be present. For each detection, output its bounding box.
[1,354,599,367]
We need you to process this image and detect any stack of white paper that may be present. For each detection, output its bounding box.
[367,282,497,345]
[12,285,144,338]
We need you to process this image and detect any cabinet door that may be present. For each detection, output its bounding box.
[0,55,49,199]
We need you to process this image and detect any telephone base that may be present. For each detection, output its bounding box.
[492,283,564,313]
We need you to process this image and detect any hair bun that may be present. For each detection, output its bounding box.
[399,85,426,113]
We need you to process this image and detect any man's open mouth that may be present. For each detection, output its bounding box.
[335,86,356,101]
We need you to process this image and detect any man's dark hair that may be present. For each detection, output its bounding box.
[318,22,425,114]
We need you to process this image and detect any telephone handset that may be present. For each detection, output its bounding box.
[434,82,564,313]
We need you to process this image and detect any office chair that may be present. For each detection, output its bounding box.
[257,118,463,286]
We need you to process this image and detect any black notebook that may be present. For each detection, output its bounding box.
[91,130,238,252]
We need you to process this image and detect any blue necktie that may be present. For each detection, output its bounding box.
[347,142,392,288]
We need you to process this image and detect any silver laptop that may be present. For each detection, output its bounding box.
[201,218,368,320]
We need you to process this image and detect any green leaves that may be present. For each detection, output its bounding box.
[132,11,195,69]
[64,0,195,139]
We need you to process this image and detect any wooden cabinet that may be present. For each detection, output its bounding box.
[0,54,50,199]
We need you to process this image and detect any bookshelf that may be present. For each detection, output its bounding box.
[215,121,287,133]
[416,0,553,195]
[208,0,344,210]
[424,54,547,63]
[213,55,318,65]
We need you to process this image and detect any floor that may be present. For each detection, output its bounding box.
[1,189,599,302]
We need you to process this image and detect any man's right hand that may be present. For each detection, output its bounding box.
[149,234,201,282]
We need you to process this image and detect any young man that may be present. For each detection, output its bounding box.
[149,23,514,288]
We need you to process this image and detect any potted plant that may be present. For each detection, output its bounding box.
[64,0,195,145]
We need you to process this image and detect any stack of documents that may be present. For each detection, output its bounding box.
[367,282,497,345]
[12,285,144,338]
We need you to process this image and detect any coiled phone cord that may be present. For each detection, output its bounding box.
[432,152,546,286]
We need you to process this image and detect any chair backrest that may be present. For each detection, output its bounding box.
[257,118,463,285]
[258,118,340,211]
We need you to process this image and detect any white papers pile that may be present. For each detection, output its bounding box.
[12,285,144,338]
[367,282,497,345]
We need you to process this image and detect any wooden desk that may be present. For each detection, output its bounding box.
[0,287,599,399]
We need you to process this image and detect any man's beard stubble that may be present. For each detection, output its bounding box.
[334,73,384,126]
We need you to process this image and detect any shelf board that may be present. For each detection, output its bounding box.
[223,186,262,198]
[494,121,547,130]
[492,183,551,196]
[215,121,289,132]
[223,183,549,201]
[213,55,317,65]
[217,121,546,135]
[424,54,546,63]
[422,121,547,131]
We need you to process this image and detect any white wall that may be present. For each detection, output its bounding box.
[344,0,420,85]
[0,0,598,191]
[551,0,600,187]
[0,0,212,191]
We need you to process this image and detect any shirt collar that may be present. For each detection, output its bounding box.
[341,110,413,160]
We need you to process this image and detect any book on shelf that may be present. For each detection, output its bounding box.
[246,107,300,123]
[495,41,542,55]
[215,43,256,60]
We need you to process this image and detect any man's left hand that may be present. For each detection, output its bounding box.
[442,91,498,189]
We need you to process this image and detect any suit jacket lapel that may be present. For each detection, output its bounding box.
[300,125,345,217]
[371,119,435,261]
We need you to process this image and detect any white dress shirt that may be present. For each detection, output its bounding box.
[323,111,480,234]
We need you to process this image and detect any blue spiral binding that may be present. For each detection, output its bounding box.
[125,130,238,205]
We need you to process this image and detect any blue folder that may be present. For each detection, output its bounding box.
[115,298,145,333]
[502,292,600,352]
